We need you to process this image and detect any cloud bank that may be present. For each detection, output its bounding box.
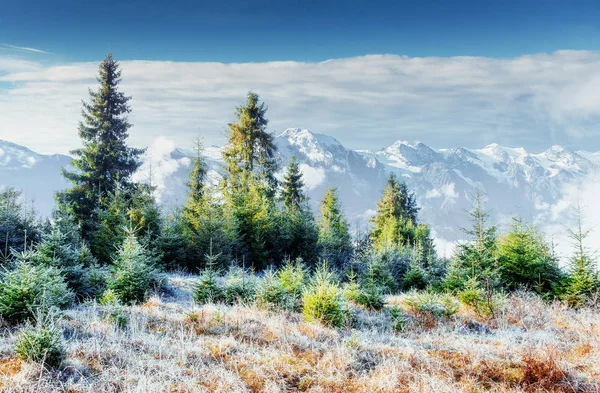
[2,51,600,154]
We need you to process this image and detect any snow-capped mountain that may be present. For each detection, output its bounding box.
[1,130,598,246]
[0,140,71,215]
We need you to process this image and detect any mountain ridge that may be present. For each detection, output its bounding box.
[1,130,597,246]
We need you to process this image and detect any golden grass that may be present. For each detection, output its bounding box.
[0,276,597,392]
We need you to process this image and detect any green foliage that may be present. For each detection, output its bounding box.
[282,156,305,211]
[91,185,161,265]
[562,206,600,307]
[370,173,422,252]
[317,188,352,268]
[445,193,499,291]
[388,306,410,332]
[107,230,157,305]
[222,92,278,195]
[0,188,42,258]
[182,186,232,271]
[277,259,307,298]
[224,179,277,269]
[156,212,188,269]
[194,269,225,304]
[354,262,386,311]
[302,264,349,328]
[404,291,459,319]
[31,228,88,297]
[59,53,145,240]
[457,277,505,319]
[402,262,428,291]
[255,269,293,310]
[278,158,319,264]
[0,254,73,323]
[98,289,128,328]
[15,309,65,368]
[496,218,562,295]
[223,266,257,304]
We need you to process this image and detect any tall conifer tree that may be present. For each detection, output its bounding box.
[59,53,144,239]
[282,156,305,211]
[279,157,318,264]
[222,92,278,195]
[317,188,352,268]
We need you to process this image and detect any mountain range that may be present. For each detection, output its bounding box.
[2,128,597,249]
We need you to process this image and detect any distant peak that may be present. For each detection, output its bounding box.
[279,128,314,138]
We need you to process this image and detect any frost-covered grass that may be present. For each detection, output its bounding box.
[0,273,598,392]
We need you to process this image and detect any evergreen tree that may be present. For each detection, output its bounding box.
[282,156,305,211]
[496,218,562,296]
[0,188,42,259]
[317,188,352,268]
[563,205,599,307]
[278,157,318,264]
[222,92,278,195]
[90,187,129,264]
[445,192,498,291]
[370,173,420,251]
[185,137,207,208]
[219,92,280,268]
[59,53,144,239]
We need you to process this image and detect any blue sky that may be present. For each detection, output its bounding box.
[2,0,600,155]
[2,0,600,62]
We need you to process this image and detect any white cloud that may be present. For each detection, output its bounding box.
[298,164,326,190]
[536,171,600,265]
[2,51,600,155]
[425,183,458,200]
[0,44,48,54]
[133,136,190,201]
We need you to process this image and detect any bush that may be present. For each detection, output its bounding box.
[277,260,307,298]
[107,230,157,305]
[99,289,129,328]
[388,306,410,332]
[0,255,73,323]
[15,309,65,368]
[404,291,459,322]
[223,266,256,304]
[302,265,349,328]
[353,264,386,311]
[402,263,428,290]
[458,278,506,319]
[255,269,293,310]
[194,269,225,304]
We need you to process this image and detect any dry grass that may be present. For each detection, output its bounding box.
[0,274,598,392]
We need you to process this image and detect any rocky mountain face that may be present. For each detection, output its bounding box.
[2,129,597,245]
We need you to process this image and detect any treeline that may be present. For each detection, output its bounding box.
[0,52,599,322]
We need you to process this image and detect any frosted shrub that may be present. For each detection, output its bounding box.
[15,309,65,368]
[107,230,157,305]
[302,265,349,328]
[194,269,225,304]
[255,269,292,310]
[404,291,459,328]
[0,254,73,323]
[224,266,256,304]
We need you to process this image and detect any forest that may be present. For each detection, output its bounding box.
[0,53,599,392]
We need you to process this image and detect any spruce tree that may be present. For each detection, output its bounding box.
[496,218,562,295]
[59,53,144,239]
[317,188,352,268]
[445,192,498,291]
[220,92,279,268]
[279,157,318,264]
[282,156,305,211]
[563,205,599,307]
[370,173,419,251]
[222,92,278,195]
